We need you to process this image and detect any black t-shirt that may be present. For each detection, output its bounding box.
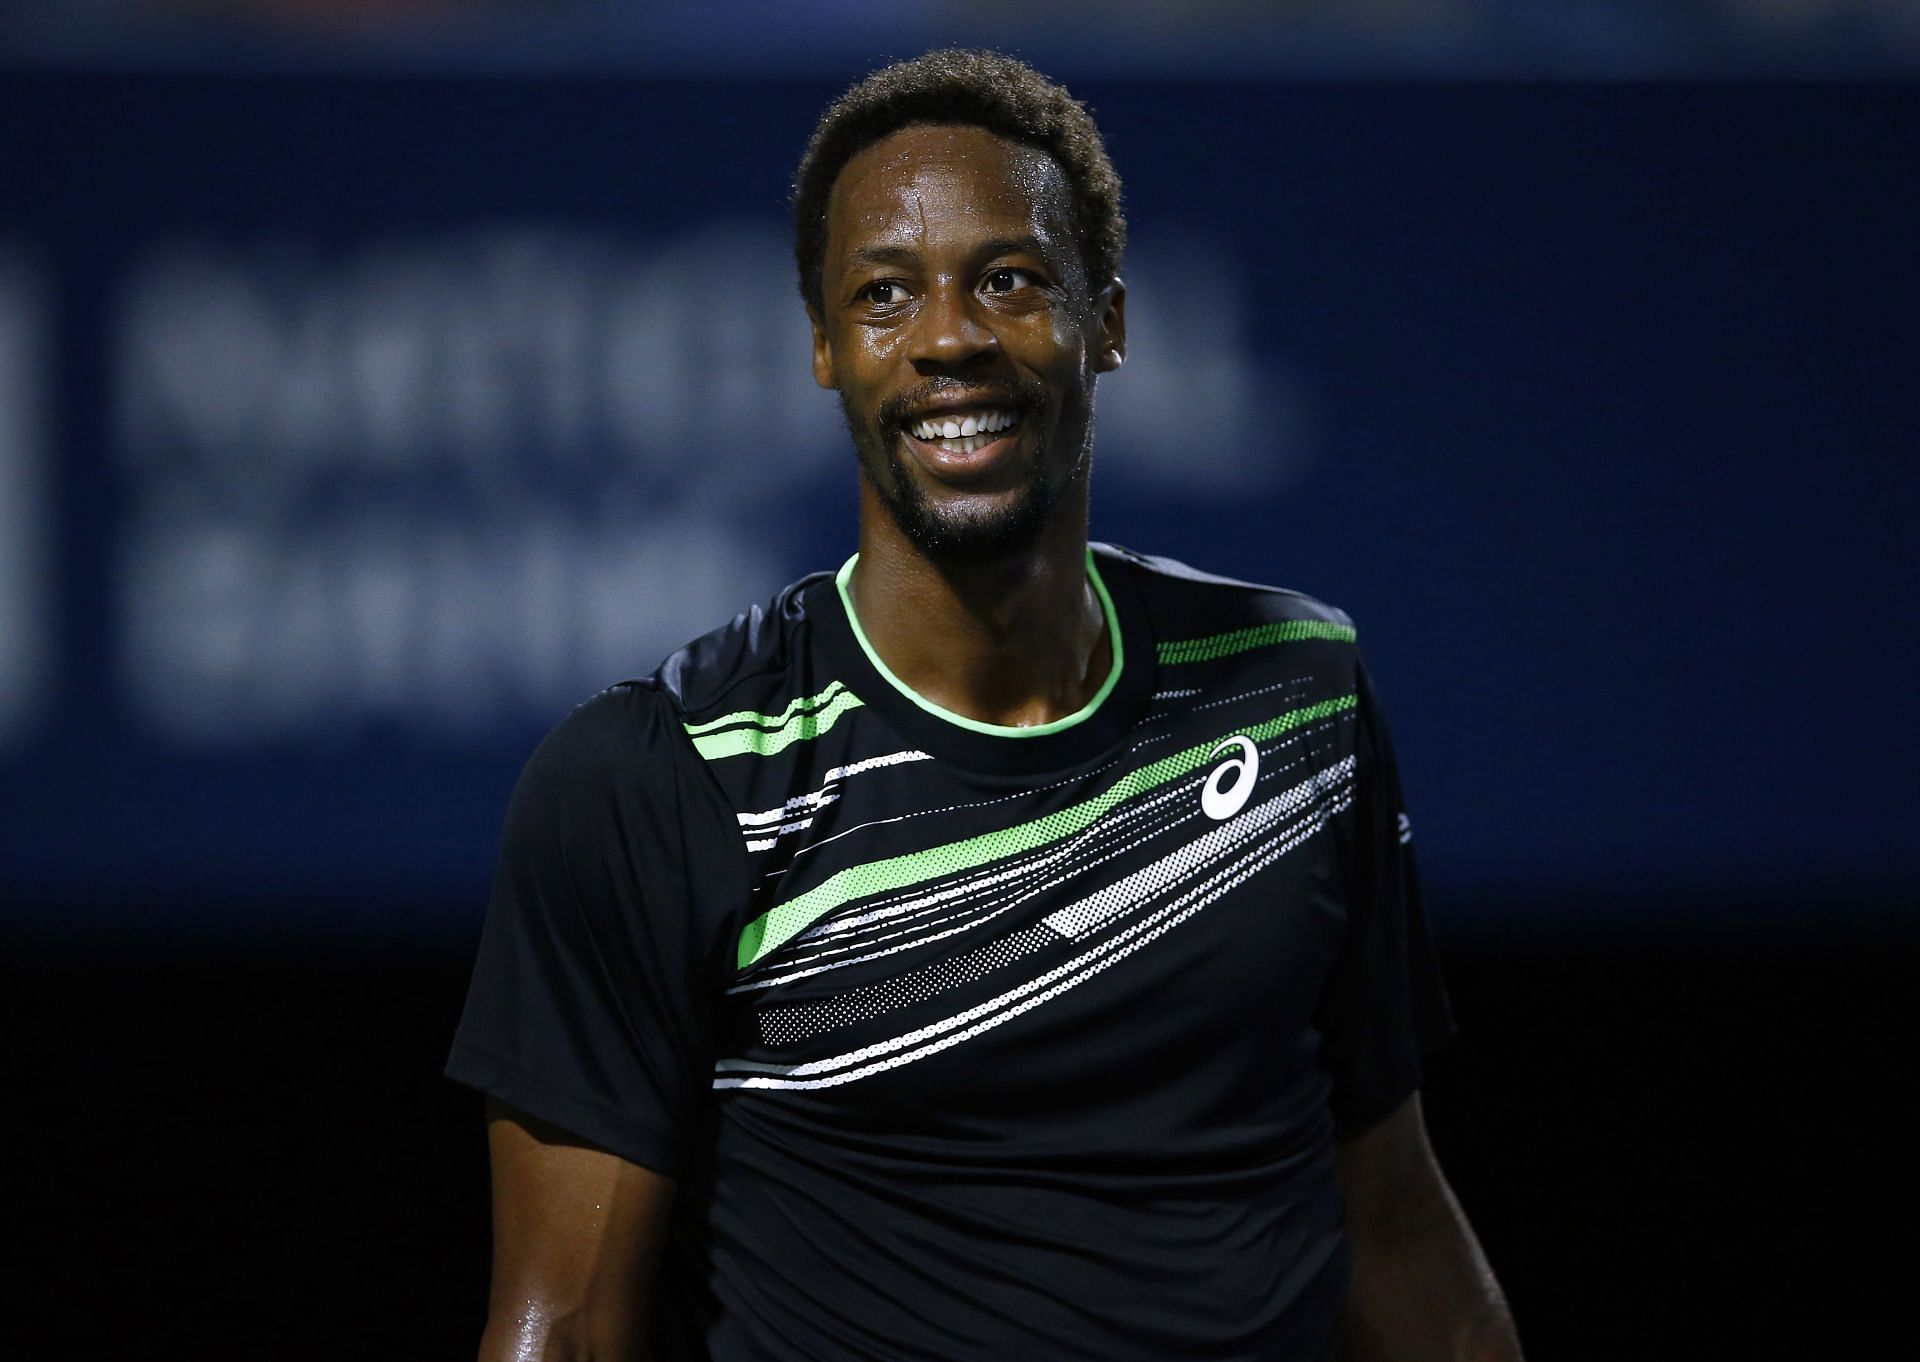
[448,543,1454,1361]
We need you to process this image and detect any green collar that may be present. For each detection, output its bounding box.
[834,549,1125,739]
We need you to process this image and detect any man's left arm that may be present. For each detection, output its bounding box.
[1336,1092,1523,1362]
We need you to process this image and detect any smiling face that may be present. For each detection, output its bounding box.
[809,123,1125,560]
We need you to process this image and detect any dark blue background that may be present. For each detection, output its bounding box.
[5,75,1914,940]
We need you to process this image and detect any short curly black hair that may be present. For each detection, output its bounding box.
[792,49,1126,314]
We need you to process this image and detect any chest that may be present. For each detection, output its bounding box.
[710,701,1359,1133]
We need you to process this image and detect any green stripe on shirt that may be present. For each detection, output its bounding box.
[1157,619,1355,666]
[687,689,865,760]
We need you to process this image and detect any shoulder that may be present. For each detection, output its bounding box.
[524,569,835,787]
[1094,542,1357,641]
[519,681,682,792]
[649,569,836,728]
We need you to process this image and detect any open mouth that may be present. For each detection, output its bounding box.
[905,407,1020,456]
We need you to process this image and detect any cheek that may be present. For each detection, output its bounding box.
[832,328,907,409]
[849,321,908,367]
[1040,317,1093,386]
[1036,302,1091,363]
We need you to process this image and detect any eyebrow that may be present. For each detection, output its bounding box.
[840,234,1060,277]
[842,245,923,273]
[972,234,1053,262]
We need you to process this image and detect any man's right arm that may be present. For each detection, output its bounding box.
[479,1098,677,1362]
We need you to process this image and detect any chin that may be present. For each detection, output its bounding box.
[873,456,1055,561]
[909,504,1052,560]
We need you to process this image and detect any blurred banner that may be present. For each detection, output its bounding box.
[1,73,1915,937]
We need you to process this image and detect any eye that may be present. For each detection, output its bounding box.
[859,280,909,307]
[981,267,1035,294]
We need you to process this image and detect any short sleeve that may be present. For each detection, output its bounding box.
[1317,656,1456,1139]
[445,685,735,1176]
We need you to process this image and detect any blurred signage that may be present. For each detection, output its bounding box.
[111,225,829,740]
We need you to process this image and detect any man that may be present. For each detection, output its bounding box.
[449,49,1523,1362]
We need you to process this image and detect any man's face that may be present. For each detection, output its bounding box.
[809,123,1125,559]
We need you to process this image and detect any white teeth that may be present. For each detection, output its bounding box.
[909,408,1018,442]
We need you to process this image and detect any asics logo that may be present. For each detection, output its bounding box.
[1201,735,1259,820]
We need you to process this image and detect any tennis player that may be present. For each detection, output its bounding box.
[449,48,1523,1362]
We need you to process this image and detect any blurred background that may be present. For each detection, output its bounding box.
[4,2,1915,1358]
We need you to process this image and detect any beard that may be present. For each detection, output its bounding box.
[840,375,1089,562]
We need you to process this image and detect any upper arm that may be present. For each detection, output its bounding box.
[448,685,739,1170]
[480,1098,678,1362]
[1335,1098,1523,1361]
[1335,1092,1451,1243]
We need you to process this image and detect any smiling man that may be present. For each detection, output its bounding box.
[449,50,1522,1362]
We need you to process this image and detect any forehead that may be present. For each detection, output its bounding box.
[825,123,1075,266]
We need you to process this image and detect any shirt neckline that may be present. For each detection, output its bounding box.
[833,548,1125,740]
[810,543,1158,779]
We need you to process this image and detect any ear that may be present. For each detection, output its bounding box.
[1092,278,1126,374]
[808,305,837,390]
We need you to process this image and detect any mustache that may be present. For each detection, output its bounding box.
[877,375,1048,431]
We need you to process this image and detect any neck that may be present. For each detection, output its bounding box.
[847,486,1111,730]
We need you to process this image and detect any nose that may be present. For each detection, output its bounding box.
[909,280,997,375]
